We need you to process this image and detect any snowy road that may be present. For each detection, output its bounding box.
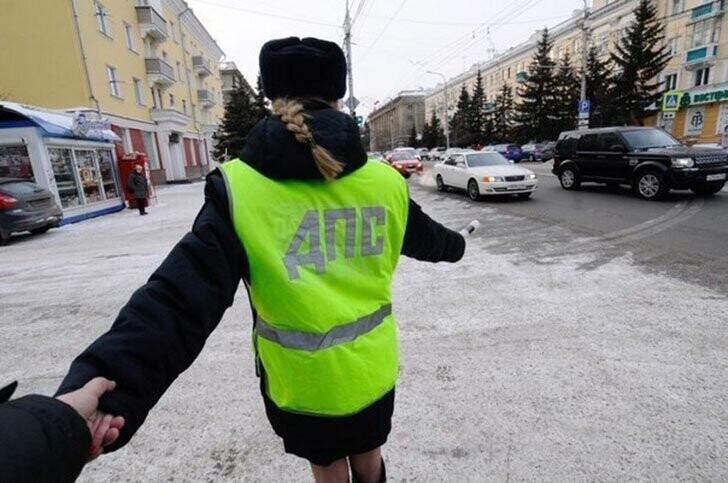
[1,177,727,481]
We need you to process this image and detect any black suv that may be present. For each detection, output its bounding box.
[552,127,728,200]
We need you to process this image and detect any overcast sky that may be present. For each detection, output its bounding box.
[187,0,586,117]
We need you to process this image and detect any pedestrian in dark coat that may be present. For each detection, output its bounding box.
[126,165,148,215]
[57,37,466,482]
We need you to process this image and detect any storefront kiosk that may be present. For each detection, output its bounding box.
[0,102,124,224]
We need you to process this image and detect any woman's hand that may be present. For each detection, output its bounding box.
[56,377,125,460]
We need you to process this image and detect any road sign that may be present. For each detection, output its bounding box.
[577,118,589,130]
[345,96,359,111]
[662,91,682,112]
[578,100,591,113]
[355,115,363,125]
[578,111,590,119]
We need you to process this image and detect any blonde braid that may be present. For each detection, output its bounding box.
[272,98,345,181]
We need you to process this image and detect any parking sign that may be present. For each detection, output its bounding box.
[579,100,591,113]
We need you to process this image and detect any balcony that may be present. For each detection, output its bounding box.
[685,44,718,67]
[192,56,213,77]
[515,71,527,83]
[197,89,217,108]
[135,6,168,41]
[690,0,724,22]
[145,57,175,86]
[150,108,190,128]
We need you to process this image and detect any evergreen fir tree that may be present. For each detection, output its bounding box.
[253,74,270,118]
[423,110,445,149]
[449,85,472,147]
[408,124,419,148]
[584,45,613,128]
[553,51,581,134]
[361,121,371,151]
[468,70,487,145]
[493,84,515,142]
[515,29,558,141]
[213,78,259,160]
[610,0,670,125]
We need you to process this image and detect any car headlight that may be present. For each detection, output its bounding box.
[527,173,537,180]
[482,176,504,183]
[671,157,694,168]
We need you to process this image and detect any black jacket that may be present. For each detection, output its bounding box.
[0,382,91,482]
[126,171,148,199]
[57,106,465,452]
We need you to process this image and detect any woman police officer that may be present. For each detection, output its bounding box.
[56,37,465,482]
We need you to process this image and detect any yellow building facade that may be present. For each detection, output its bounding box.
[0,0,226,183]
[424,0,728,145]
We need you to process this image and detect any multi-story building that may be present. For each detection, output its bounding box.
[424,0,642,138]
[368,90,426,151]
[220,61,254,106]
[424,0,728,145]
[0,0,226,184]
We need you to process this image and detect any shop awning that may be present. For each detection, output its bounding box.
[0,102,120,142]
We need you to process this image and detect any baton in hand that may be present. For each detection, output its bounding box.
[459,220,480,237]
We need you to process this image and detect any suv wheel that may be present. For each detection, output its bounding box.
[559,166,581,190]
[691,182,725,196]
[436,174,446,192]
[634,170,668,201]
[467,179,481,201]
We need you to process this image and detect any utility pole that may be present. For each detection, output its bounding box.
[344,1,356,118]
[579,0,589,103]
[427,71,450,149]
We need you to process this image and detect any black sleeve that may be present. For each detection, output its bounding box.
[0,395,91,482]
[55,170,247,452]
[401,199,466,262]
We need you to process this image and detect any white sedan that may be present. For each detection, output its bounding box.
[433,151,538,200]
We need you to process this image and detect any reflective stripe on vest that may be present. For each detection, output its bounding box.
[220,159,409,416]
[256,304,393,351]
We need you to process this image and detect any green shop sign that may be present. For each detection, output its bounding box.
[664,87,728,110]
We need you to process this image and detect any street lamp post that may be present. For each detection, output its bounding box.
[427,71,450,149]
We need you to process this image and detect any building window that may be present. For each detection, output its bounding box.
[151,88,158,108]
[94,1,111,36]
[667,37,679,56]
[691,18,721,49]
[671,0,684,15]
[0,145,33,180]
[695,67,710,86]
[133,78,145,105]
[169,93,175,106]
[663,73,678,90]
[106,65,120,97]
[177,61,182,81]
[182,99,187,114]
[123,22,135,51]
[170,21,177,42]
[507,67,512,78]
[47,148,81,207]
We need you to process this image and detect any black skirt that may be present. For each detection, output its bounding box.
[260,367,395,466]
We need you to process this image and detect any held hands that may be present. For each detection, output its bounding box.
[56,377,125,460]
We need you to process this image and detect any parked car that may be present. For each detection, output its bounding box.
[430,146,447,161]
[0,178,63,245]
[433,151,538,201]
[487,144,523,162]
[553,126,728,200]
[521,143,548,162]
[388,151,423,178]
[417,147,430,160]
[541,141,556,161]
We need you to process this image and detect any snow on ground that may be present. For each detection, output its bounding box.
[1,179,726,481]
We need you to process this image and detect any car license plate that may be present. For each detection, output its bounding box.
[508,184,525,190]
[706,173,726,181]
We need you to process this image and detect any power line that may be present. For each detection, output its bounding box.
[192,0,340,28]
[359,0,409,62]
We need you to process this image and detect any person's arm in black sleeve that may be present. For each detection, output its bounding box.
[0,386,90,482]
[55,170,247,452]
[401,199,466,262]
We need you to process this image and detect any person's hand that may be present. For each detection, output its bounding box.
[56,377,125,460]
